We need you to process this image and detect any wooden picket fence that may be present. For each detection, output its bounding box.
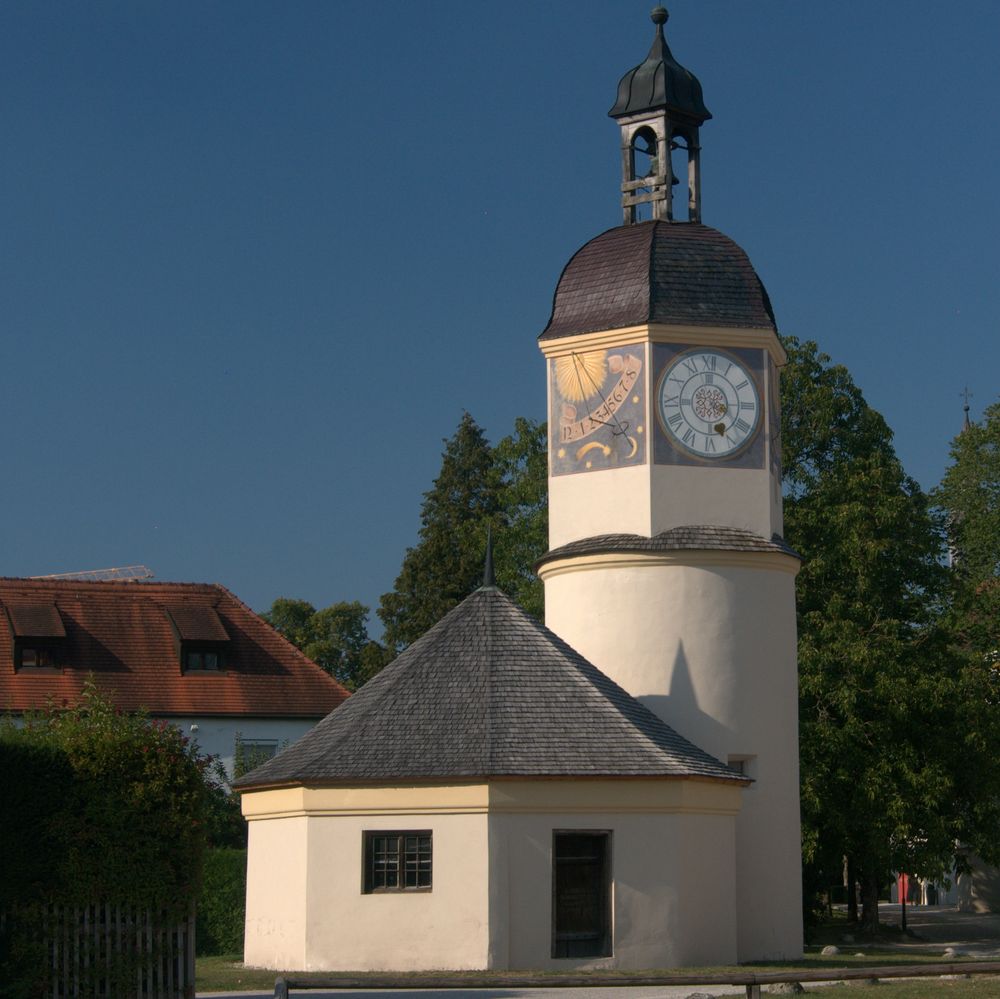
[2,903,195,999]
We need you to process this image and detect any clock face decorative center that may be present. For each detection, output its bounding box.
[693,384,727,423]
[656,348,761,459]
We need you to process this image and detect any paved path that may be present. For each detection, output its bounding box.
[874,902,1000,959]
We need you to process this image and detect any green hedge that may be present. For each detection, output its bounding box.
[0,683,209,996]
[197,848,247,955]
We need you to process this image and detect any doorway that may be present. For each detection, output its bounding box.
[552,831,611,958]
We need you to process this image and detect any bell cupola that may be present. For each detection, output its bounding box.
[610,6,711,224]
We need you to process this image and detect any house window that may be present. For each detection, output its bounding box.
[552,831,612,958]
[17,645,58,670]
[363,831,432,893]
[164,604,230,673]
[234,738,279,778]
[183,648,223,671]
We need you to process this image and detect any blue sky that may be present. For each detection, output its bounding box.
[3,1,998,626]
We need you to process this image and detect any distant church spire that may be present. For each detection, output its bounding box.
[961,386,973,431]
[609,7,711,224]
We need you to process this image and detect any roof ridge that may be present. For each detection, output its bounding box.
[484,592,496,773]
[0,577,223,590]
[220,586,353,696]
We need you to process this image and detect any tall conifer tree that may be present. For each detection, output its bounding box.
[378,413,502,651]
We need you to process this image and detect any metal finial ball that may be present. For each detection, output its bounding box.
[651,6,669,25]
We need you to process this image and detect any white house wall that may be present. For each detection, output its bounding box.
[244,813,309,969]
[166,716,319,777]
[488,779,740,970]
[242,780,742,972]
[242,785,491,972]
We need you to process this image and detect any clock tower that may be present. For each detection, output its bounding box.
[537,8,803,961]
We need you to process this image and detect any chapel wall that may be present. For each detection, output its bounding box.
[243,815,309,970]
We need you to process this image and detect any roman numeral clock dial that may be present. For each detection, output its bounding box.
[656,349,761,458]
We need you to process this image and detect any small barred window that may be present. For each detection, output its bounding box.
[363,831,432,893]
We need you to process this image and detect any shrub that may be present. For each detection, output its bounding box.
[0,682,209,995]
[197,848,247,955]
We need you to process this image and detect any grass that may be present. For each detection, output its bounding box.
[196,958,1000,996]
[808,981,1000,998]
[195,913,1000,995]
[196,955,276,992]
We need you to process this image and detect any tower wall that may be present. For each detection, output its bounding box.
[550,463,780,548]
[541,552,803,960]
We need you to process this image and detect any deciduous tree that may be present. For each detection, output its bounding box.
[782,337,965,932]
[261,598,388,690]
[933,400,1000,871]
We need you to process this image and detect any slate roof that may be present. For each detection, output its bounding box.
[538,527,800,568]
[540,221,776,340]
[0,579,349,718]
[233,585,742,789]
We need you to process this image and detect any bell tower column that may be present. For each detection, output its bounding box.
[537,9,803,963]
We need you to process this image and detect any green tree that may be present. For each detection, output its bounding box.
[377,413,548,652]
[0,684,209,994]
[933,400,1000,870]
[492,416,548,619]
[782,337,969,932]
[261,598,389,690]
[935,400,1000,583]
[378,412,503,651]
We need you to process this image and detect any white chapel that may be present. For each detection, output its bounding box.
[236,7,803,970]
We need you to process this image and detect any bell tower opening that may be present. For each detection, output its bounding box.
[629,126,660,222]
[609,6,710,225]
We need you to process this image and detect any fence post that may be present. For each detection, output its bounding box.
[745,987,761,999]
[274,977,289,999]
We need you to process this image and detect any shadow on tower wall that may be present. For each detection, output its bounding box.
[641,639,733,759]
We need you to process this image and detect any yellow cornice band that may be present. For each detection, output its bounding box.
[537,548,800,580]
[241,778,744,821]
[539,323,787,365]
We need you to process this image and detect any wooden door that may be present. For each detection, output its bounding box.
[552,831,611,958]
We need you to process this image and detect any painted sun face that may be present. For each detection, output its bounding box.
[656,349,761,458]
[555,351,607,403]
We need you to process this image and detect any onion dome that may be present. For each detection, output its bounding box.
[609,6,711,123]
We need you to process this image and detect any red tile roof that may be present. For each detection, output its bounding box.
[0,579,350,718]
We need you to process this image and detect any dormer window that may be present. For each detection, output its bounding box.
[5,602,66,672]
[184,649,221,671]
[164,604,230,673]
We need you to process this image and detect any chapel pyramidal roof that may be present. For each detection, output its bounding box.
[233,584,743,789]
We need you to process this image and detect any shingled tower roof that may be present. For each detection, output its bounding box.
[540,221,776,340]
[233,585,741,789]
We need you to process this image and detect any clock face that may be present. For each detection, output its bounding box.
[656,348,761,459]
